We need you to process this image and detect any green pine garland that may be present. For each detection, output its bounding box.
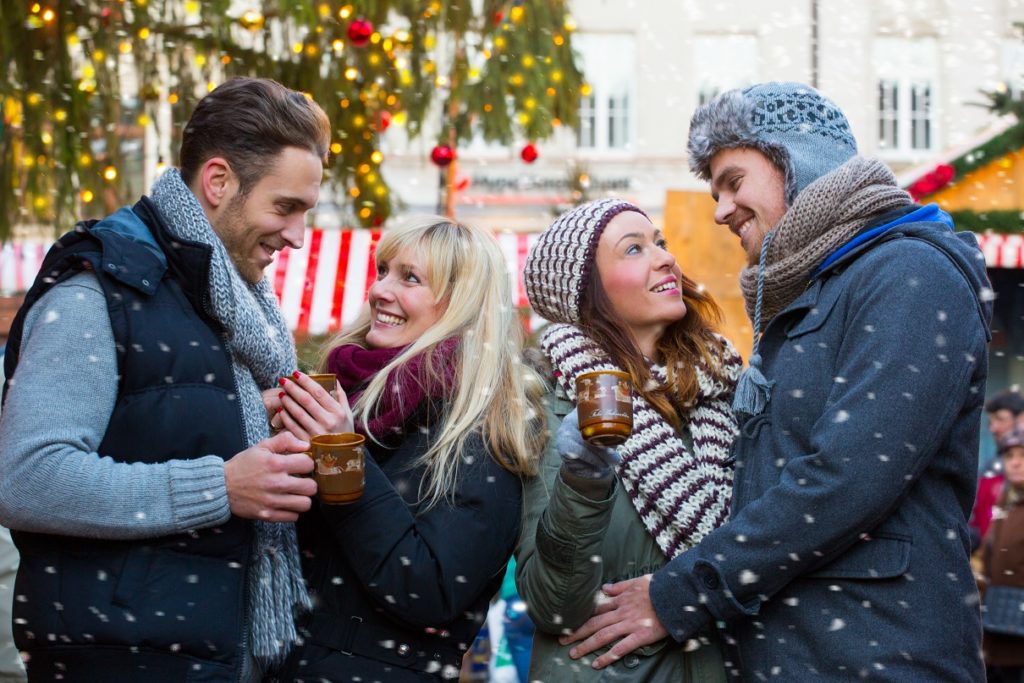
[949,210,1024,235]
[0,1,584,237]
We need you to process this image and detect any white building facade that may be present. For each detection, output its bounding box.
[370,0,1024,232]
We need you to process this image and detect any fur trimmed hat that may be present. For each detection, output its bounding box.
[524,198,647,325]
[687,81,857,205]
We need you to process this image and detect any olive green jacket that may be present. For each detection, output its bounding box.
[515,385,728,682]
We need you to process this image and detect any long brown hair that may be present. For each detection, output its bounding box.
[579,266,727,431]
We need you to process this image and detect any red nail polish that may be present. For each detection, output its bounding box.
[276,408,283,413]
[279,377,287,386]
[279,391,285,399]
[292,371,301,379]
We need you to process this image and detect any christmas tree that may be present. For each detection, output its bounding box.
[0,0,583,239]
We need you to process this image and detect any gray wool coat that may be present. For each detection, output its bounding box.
[649,210,992,681]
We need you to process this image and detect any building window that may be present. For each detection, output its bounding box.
[873,38,938,156]
[1001,37,1024,98]
[878,80,899,149]
[693,34,758,108]
[910,81,932,150]
[577,93,596,148]
[573,33,634,152]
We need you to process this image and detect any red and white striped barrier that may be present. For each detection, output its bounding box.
[976,233,1024,269]
[0,229,541,336]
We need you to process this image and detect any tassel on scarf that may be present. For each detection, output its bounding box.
[732,353,773,418]
[734,231,775,419]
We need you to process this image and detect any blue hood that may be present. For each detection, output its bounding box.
[87,205,168,295]
[815,203,993,341]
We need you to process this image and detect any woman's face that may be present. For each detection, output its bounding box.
[594,211,687,354]
[365,245,448,349]
[1004,446,1024,489]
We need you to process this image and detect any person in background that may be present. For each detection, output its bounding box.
[516,198,741,681]
[560,82,991,681]
[980,425,1024,683]
[0,77,329,681]
[271,216,547,682]
[971,390,1024,549]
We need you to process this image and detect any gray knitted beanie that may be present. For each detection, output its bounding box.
[687,81,857,205]
[524,198,647,324]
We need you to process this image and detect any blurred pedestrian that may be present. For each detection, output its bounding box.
[516,198,741,681]
[971,390,1024,550]
[980,425,1024,683]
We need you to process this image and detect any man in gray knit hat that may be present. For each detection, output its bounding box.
[0,78,335,681]
[561,82,991,681]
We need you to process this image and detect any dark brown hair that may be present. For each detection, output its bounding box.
[179,77,331,194]
[580,267,726,431]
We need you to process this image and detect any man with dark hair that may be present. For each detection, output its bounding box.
[560,82,991,681]
[0,77,331,682]
[985,389,1024,443]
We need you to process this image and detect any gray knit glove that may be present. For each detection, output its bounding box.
[557,408,621,479]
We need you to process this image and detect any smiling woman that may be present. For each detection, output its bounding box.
[515,197,742,683]
[269,215,547,682]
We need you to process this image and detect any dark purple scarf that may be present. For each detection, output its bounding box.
[326,337,460,439]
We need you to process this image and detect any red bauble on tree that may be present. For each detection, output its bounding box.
[520,142,539,164]
[347,18,374,47]
[430,144,456,167]
[376,110,392,133]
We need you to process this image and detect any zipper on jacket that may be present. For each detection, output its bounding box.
[221,329,255,683]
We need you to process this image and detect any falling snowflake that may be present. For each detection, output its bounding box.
[827,618,846,631]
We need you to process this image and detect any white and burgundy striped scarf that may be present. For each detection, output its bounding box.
[541,323,741,558]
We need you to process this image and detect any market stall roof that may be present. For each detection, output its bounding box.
[899,115,1024,268]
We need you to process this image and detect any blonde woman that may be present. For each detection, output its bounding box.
[269,216,545,682]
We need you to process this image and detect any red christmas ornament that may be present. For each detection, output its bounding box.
[430,144,455,167]
[493,11,504,24]
[907,163,955,201]
[347,18,374,47]
[376,110,392,133]
[520,142,539,164]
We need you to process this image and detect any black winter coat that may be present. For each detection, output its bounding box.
[282,408,523,682]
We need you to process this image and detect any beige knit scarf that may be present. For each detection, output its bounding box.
[740,157,912,331]
[541,324,741,558]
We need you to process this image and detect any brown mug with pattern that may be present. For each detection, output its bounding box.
[310,433,366,504]
[575,370,633,447]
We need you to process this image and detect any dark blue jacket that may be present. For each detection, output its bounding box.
[5,199,252,682]
[282,404,523,683]
[650,208,992,681]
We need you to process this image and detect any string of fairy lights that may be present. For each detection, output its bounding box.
[0,0,585,236]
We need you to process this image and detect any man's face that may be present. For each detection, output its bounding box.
[988,408,1019,441]
[709,147,788,266]
[212,146,323,284]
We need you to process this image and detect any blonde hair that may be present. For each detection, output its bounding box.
[320,216,546,507]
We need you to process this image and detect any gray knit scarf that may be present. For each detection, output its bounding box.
[541,324,741,558]
[739,156,912,331]
[150,169,310,669]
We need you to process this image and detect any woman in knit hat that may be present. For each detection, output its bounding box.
[267,215,547,682]
[515,197,742,682]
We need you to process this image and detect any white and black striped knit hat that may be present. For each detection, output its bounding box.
[524,198,647,324]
